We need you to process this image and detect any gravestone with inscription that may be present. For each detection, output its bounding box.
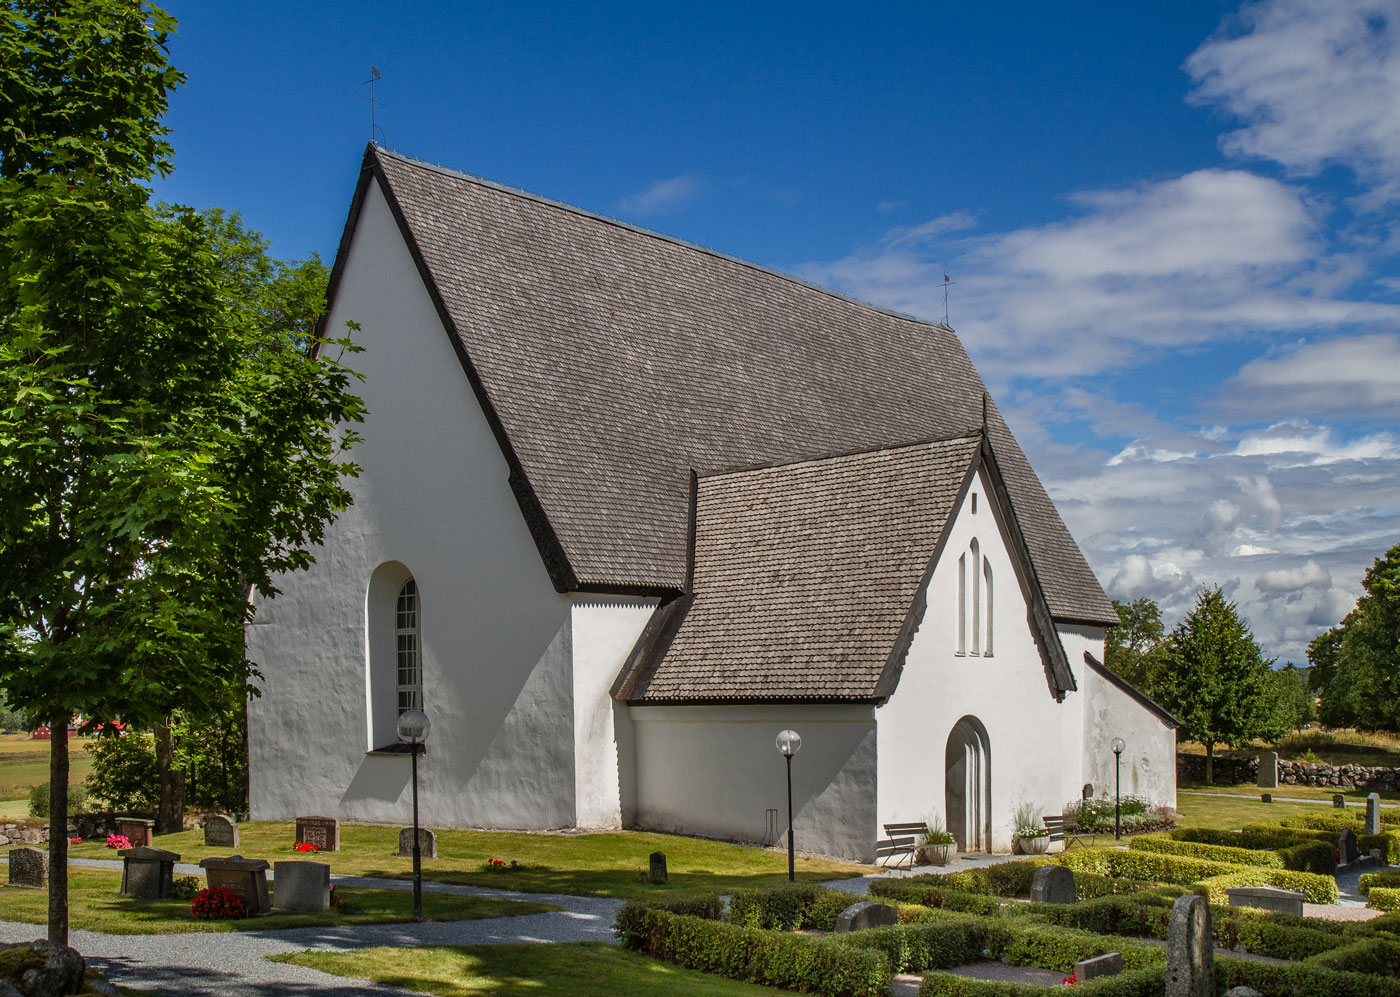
[1030,865,1075,904]
[649,851,668,884]
[1256,751,1277,789]
[272,861,331,913]
[1333,794,1346,808]
[200,855,271,915]
[1365,793,1382,835]
[1226,885,1303,917]
[834,901,897,933]
[204,814,238,849]
[7,847,45,888]
[397,827,437,859]
[1166,894,1214,997]
[116,817,154,848]
[1074,952,1122,981]
[119,846,180,900]
[1338,828,1359,865]
[295,815,340,852]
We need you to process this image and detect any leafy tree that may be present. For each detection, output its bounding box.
[84,734,159,812]
[1151,587,1276,784]
[1308,543,1400,734]
[1265,663,1314,739]
[0,2,363,943]
[1105,597,1167,689]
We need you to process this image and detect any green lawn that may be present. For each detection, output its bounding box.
[0,733,97,802]
[0,868,555,934]
[274,942,794,996]
[68,822,866,901]
[1179,780,1399,802]
[1172,789,1380,831]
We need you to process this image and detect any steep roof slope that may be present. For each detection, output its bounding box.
[337,145,1116,625]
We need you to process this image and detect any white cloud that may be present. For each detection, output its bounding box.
[1256,559,1331,594]
[619,174,702,216]
[1219,334,1400,421]
[1108,554,1194,601]
[1187,0,1400,204]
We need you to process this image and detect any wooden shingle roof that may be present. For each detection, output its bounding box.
[337,145,1117,626]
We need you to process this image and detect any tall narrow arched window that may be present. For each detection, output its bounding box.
[956,553,967,655]
[395,579,422,713]
[969,538,981,655]
[983,559,994,656]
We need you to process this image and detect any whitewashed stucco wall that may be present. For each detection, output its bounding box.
[246,178,579,829]
[1080,657,1177,809]
[878,467,1081,852]
[630,704,878,861]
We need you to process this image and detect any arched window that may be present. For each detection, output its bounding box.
[957,553,967,655]
[969,538,981,656]
[395,579,422,713]
[983,559,994,656]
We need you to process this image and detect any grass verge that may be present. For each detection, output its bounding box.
[0,733,97,802]
[0,868,555,934]
[68,823,866,900]
[273,941,795,996]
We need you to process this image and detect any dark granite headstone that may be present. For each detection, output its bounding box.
[1226,885,1303,917]
[834,901,898,933]
[1257,751,1278,789]
[200,855,271,915]
[1166,894,1214,997]
[397,827,437,859]
[1365,793,1382,835]
[118,846,180,899]
[1030,865,1075,904]
[271,860,331,913]
[116,818,154,848]
[295,815,339,852]
[1333,794,1346,809]
[1074,952,1123,980]
[7,846,45,888]
[1338,828,1359,865]
[1260,793,1272,804]
[203,814,238,849]
[649,851,667,884]
[1082,783,1093,800]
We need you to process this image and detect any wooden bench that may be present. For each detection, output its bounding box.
[1043,814,1095,850]
[876,821,929,869]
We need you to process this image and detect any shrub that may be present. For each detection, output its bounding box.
[190,886,246,920]
[841,917,988,972]
[1217,955,1400,996]
[613,904,890,996]
[1058,846,1339,902]
[1062,795,1168,835]
[1305,936,1400,976]
[724,884,852,931]
[1359,870,1400,895]
[919,966,1165,996]
[171,876,201,901]
[84,732,159,811]
[1193,867,1339,905]
[983,920,1164,974]
[27,782,87,819]
[869,861,1042,899]
[1369,887,1400,912]
[865,881,1002,917]
[1130,834,1283,868]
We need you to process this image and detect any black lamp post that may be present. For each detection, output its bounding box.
[1111,737,1125,841]
[397,708,431,920]
[776,729,802,882]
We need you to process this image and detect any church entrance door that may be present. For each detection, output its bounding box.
[944,716,991,852]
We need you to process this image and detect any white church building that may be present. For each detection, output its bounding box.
[245,145,1176,860]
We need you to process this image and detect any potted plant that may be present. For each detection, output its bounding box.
[918,811,956,865]
[1012,802,1050,855]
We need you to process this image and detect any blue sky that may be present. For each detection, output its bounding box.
[156,0,1400,664]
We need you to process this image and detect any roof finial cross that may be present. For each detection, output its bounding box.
[361,66,385,145]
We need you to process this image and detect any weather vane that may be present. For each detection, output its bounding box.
[360,66,384,145]
[941,272,957,327]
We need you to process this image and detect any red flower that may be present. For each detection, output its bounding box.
[294,841,319,853]
[1060,972,1078,986]
[68,837,82,845]
[191,887,247,920]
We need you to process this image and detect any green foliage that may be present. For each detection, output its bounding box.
[1216,953,1400,996]
[866,861,1042,899]
[1309,543,1400,734]
[1360,871,1400,895]
[1063,795,1165,834]
[1370,887,1400,912]
[1192,867,1339,905]
[1130,833,1285,868]
[27,781,85,818]
[919,966,1166,996]
[1151,587,1277,781]
[84,733,159,811]
[1268,664,1316,736]
[1105,598,1167,689]
[0,694,30,731]
[841,916,989,972]
[1134,831,1334,875]
[866,881,1003,915]
[1058,847,1339,902]
[1305,936,1400,976]
[723,884,853,931]
[172,693,248,814]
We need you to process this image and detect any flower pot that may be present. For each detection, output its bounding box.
[924,842,955,865]
[1019,834,1050,855]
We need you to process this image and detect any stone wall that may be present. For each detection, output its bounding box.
[0,812,171,848]
[1176,753,1400,790]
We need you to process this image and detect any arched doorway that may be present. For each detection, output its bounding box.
[945,716,991,852]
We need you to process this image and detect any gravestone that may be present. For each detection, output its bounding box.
[1365,793,1381,835]
[834,901,898,933]
[116,818,154,848]
[1166,893,1214,997]
[1224,988,1263,997]
[7,846,45,888]
[1030,865,1076,904]
[397,827,437,859]
[1256,751,1278,789]
[1260,793,1272,803]
[118,846,180,900]
[649,851,667,884]
[200,855,271,915]
[272,860,331,913]
[1338,828,1359,865]
[1333,794,1346,809]
[1081,783,1093,800]
[295,815,340,852]
[204,814,238,849]
[1073,952,1122,981]
[1225,885,1304,917]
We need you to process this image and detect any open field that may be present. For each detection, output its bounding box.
[275,942,792,996]
[68,822,868,900]
[0,867,555,934]
[0,733,98,802]
[1179,726,1400,768]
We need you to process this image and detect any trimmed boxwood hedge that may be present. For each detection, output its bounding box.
[1058,845,1340,902]
[864,881,1004,916]
[613,902,891,997]
[1193,867,1339,905]
[724,883,856,931]
[1130,833,1286,867]
[1369,887,1400,912]
[1360,871,1400,895]
[868,861,1044,898]
[1218,953,1400,996]
[1142,830,1335,875]
[918,967,1165,996]
[1305,936,1400,976]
